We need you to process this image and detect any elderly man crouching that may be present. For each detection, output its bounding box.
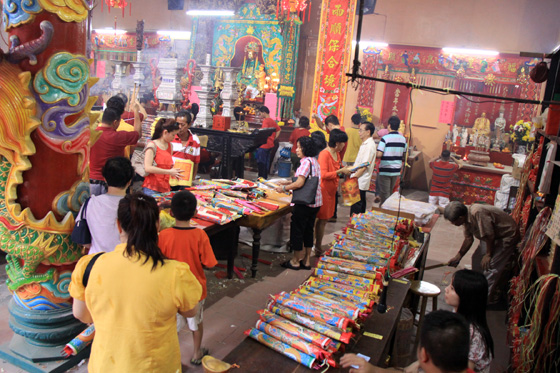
[444,201,519,306]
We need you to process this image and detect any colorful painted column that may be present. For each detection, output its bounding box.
[0,0,97,367]
[310,0,357,121]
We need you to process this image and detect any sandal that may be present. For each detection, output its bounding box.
[300,261,312,270]
[281,260,300,270]
[190,347,209,366]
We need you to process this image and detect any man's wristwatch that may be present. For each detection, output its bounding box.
[282,185,287,192]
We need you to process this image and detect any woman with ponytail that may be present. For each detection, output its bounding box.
[69,193,202,373]
[142,118,183,195]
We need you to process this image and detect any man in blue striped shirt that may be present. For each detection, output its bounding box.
[376,116,408,205]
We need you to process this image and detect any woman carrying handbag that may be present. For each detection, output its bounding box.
[275,136,322,270]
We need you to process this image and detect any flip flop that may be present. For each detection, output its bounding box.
[190,347,209,366]
[300,261,312,270]
[281,260,300,270]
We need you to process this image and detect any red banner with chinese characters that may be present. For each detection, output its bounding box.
[381,83,410,125]
[310,0,357,121]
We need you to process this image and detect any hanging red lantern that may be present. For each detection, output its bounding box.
[277,0,309,22]
[103,0,131,18]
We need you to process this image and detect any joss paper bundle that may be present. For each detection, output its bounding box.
[275,291,357,324]
[267,304,352,343]
[293,291,364,320]
[272,292,353,329]
[220,189,249,199]
[195,206,237,224]
[211,198,249,215]
[313,268,377,292]
[255,321,336,366]
[307,277,378,300]
[319,256,380,273]
[317,261,379,280]
[297,287,371,314]
[330,246,388,265]
[245,328,321,369]
[332,240,393,257]
[62,324,95,357]
[257,310,333,350]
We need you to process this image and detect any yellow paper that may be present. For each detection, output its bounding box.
[170,158,194,187]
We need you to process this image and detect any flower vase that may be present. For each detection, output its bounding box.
[515,143,527,155]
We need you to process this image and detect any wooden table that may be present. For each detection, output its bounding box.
[236,202,292,278]
[223,279,411,372]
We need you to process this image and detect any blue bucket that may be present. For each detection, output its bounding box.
[277,159,292,177]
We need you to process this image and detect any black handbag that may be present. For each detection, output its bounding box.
[71,197,92,245]
[291,162,319,205]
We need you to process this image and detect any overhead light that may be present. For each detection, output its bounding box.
[552,44,560,54]
[186,10,234,16]
[94,28,126,34]
[352,40,388,48]
[157,30,191,40]
[442,47,499,56]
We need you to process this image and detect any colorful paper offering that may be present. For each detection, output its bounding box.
[257,310,333,349]
[245,328,319,369]
[267,304,353,343]
[255,320,335,366]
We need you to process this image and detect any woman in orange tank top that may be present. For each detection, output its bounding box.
[142,118,182,195]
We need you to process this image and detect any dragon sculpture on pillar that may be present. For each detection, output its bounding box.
[0,0,99,363]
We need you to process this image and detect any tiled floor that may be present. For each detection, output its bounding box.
[0,191,509,372]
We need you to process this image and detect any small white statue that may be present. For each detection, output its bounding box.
[452,126,459,145]
[472,130,479,147]
[494,111,506,142]
[460,127,468,147]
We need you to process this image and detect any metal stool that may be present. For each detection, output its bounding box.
[410,280,440,350]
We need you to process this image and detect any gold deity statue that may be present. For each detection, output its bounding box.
[238,41,261,88]
[257,65,267,96]
[473,112,491,137]
[214,62,224,92]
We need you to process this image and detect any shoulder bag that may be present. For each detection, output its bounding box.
[82,252,105,287]
[131,142,157,177]
[291,160,319,205]
[71,198,92,245]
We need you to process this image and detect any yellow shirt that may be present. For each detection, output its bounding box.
[69,243,202,373]
[343,127,362,163]
[116,120,136,158]
[309,120,329,140]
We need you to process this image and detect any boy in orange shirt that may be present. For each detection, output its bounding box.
[159,191,218,365]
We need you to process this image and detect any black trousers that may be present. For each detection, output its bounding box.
[350,190,368,215]
[290,204,320,251]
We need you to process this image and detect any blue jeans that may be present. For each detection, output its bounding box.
[142,187,159,196]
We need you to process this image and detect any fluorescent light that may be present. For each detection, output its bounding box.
[94,28,126,34]
[352,40,388,48]
[186,10,234,16]
[552,44,560,54]
[442,47,499,56]
[157,30,191,40]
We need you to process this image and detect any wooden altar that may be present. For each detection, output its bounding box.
[450,163,513,205]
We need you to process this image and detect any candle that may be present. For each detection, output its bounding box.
[206,53,211,65]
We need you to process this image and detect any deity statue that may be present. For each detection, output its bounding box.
[257,65,267,96]
[238,41,261,89]
[236,81,247,106]
[494,111,506,142]
[473,112,491,137]
[460,127,468,147]
[214,62,225,92]
[472,130,479,147]
[452,126,459,145]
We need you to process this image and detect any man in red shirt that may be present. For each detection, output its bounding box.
[429,150,462,210]
[172,110,201,179]
[288,116,310,171]
[256,106,280,179]
[89,106,141,195]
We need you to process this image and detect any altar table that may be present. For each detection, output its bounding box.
[222,279,411,372]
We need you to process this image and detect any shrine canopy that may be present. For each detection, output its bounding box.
[212,3,284,91]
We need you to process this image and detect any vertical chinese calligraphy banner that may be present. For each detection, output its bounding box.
[381,83,410,125]
[310,0,358,121]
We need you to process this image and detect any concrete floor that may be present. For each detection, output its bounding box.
[0,190,509,372]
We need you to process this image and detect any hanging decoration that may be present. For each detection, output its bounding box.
[277,0,310,22]
[484,73,496,87]
[102,0,132,17]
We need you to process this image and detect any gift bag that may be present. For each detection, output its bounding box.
[341,178,360,206]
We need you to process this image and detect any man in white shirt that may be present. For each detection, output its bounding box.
[350,122,377,215]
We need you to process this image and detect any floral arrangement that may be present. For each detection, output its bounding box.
[510,120,535,144]
[356,106,373,123]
